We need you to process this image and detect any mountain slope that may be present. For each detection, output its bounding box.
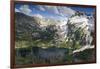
[15,12,41,40]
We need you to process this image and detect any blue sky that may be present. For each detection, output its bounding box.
[15,3,95,19]
[15,3,66,20]
[70,6,95,16]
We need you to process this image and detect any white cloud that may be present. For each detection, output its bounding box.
[37,5,75,17]
[57,6,75,17]
[33,14,43,19]
[19,5,32,15]
[38,5,45,11]
[15,8,20,12]
[37,5,60,15]
[43,6,59,14]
